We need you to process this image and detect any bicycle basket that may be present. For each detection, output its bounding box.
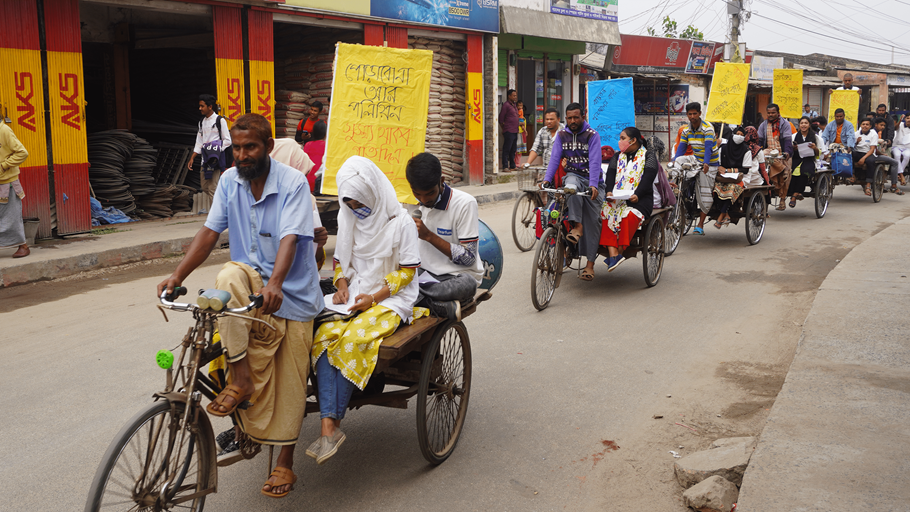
[517,167,542,191]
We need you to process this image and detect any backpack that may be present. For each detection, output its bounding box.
[199,115,227,177]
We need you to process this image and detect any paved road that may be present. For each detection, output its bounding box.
[2,187,909,511]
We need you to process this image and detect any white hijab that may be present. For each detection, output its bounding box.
[335,156,409,295]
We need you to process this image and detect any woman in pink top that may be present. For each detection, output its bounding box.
[303,121,326,193]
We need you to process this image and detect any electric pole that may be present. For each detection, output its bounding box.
[728,0,744,63]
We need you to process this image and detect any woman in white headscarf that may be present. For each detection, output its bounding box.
[306,156,421,465]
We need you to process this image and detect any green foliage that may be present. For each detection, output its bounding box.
[647,16,705,41]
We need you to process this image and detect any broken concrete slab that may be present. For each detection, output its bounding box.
[710,437,757,451]
[674,439,755,488]
[683,475,739,512]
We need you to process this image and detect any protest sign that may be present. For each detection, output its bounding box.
[705,62,750,124]
[322,43,433,203]
[587,77,635,149]
[829,90,860,128]
[772,69,803,119]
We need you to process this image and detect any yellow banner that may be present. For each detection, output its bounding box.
[772,69,803,119]
[829,90,860,129]
[705,62,751,125]
[216,58,245,126]
[323,43,433,203]
[0,48,48,166]
[46,51,88,165]
[466,71,483,142]
[250,60,276,136]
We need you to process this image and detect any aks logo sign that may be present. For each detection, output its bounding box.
[256,79,272,120]
[227,78,242,122]
[59,73,81,130]
[14,72,37,132]
[471,88,482,125]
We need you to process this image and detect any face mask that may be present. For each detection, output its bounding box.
[618,139,631,154]
[352,206,372,220]
[732,134,745,144]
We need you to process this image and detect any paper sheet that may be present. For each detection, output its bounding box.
[797,142,815,158]
[418,272,440,285]
[720,173,742,179]
[323,292,356,315]
[609,190,634,201]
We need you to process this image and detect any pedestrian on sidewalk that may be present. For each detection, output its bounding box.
[190,94,232,207]
[499,89,519,170]
[0,119,31,258]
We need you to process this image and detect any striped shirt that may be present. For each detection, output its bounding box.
[530,123,565,167]
[678,120,719,165]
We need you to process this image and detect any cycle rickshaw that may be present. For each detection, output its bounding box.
[530,184,667,311]
[84,223,503,511]
[828,143,887,203]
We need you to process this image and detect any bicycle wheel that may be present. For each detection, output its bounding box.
[531,226,562,311]
[416,321,472,465]
[814,173,832,219]
[872,165,885,203]
[642,216,665,287]
[745,192,767,245]
[85,401,215,512]
[511,193,539,252]
[664,199,685,256]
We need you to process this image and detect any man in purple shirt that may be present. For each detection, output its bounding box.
[499,89,519,170]
[540,102,604,281]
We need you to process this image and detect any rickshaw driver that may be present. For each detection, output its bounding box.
[405,152,483,321]
[672,102,719,236]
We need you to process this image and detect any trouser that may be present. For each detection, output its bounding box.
[876,155,901,184]
[201,168,221,202]
[564,173,604,262]
[315,352,356,420]
[892,146,910,173]
[417,270,477,305]
[502,132,518,169]
[852,151,880,183]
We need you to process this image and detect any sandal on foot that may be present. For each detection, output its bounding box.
[579,268,595,281]
[722,219,731,226]
[891,186,905,196]
[713,221,722,229]
[261,467,297,498]
[206,384,251,417]
[776,202,787,211]
[864,185,872,196]
[789,198,797,208]
[566,228,582,244]
[692,227,705,236]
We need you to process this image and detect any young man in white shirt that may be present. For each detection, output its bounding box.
[405,153,483,321]
[854,118,879,195]
[190,94,232,205]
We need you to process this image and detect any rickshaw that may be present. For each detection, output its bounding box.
[828,142,887,203]
[531,184,667,311]
[669,159,770,245]
[84,222,503,511]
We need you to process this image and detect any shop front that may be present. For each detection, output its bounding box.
[887,74,910,114]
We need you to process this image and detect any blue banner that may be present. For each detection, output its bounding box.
[370,0,499,33]
[586,78,635,149]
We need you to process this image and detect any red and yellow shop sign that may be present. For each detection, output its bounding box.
[216,58,245,126]
[466,71,483,142]
[249,60,276,135]
[0,48,48,166]
[46,51,87,164]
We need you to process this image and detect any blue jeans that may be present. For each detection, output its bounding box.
[315,352,356,420]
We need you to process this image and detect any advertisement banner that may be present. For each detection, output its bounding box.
[829,90,860,129]
[633,83,689,114]
[250,60,276,135]
[466,70,483,141]
[586,77,635,148]
[370,0,499,33]
[323,43,433,203]
[705,63,750,125]
[684,41,715,74]
[215,59,245,126]
[550,0,618,22]
[772,69,803,119]
[750,55,783,81]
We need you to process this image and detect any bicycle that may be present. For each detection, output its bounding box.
[511,166,546,252]
[84,287,267,512]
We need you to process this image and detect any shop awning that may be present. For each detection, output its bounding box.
[500,6,620,46]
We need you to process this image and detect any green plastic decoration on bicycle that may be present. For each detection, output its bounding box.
[156,349,174,370]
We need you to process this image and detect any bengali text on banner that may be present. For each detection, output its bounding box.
[323,43,432,203]
[586,77,635,149]
[705,62,751,125]
[772,69,803,119]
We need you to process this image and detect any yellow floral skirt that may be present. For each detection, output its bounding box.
[311,305,400,390]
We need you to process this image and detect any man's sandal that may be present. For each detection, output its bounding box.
[864,185,872,196]
[566,228,582,244]
[261,467,297,498]
[579,268,594,281]
[890,186,905,196]
[206,384,252,417]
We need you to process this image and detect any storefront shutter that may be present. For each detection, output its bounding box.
[498,49,507,88]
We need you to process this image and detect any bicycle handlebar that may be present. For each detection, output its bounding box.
[539,187,591,197]
[159,287,263,314]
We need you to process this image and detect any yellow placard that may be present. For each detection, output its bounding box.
[215,58,245,126]
[323,43,433,204]
[705,63,751,125]
[250,60,276,135]
[829,90,860,129]
[0,48,48,166]
[772,69,803,119]
[46,51,88,165]
[466,71,483,142]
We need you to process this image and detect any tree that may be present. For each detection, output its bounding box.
[647,16,705,40]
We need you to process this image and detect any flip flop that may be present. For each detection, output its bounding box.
[261,467,297,498]
[692,227,705,236]
[713,221,722,229]
[789,199,797,208]
[566,228,582,244]
[864,185,872,196]
[891,187,905,196]
[579,268,594,281]
[206,384,252,417]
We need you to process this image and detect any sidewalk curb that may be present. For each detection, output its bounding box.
[0,232,228,288]
[475,189,521,206]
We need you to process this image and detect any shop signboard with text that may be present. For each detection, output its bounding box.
[550,0,618,22]
[633,83,690,114]
[684,41,715,74]
[610,35,746,74]
[283,1,499,33]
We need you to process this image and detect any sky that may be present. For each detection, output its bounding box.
[615,0,910,67]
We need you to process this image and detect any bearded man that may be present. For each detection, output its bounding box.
[158,113,320,498]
